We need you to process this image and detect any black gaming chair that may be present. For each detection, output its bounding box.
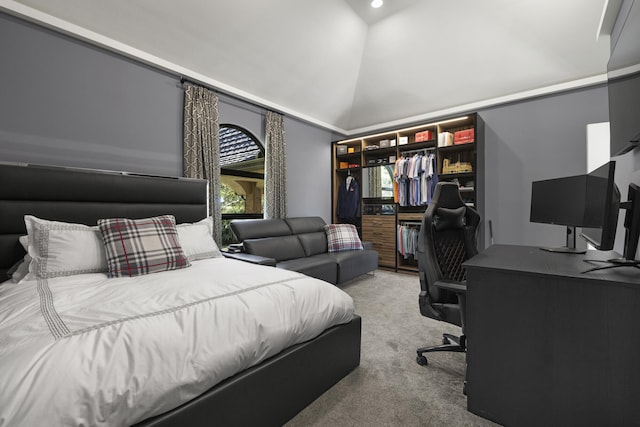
[415,182,480,389]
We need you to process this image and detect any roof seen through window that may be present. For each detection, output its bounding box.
[219,126,263,166]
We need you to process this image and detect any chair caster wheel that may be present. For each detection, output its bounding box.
[416,355,428,366]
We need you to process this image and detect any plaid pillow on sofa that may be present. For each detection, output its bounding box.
[324,223,364,252]
[98,215,190,277]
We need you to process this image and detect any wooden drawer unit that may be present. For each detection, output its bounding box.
[362,215,396,268]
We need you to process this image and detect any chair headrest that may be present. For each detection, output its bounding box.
[434,206,466,231]
[431,182,465,210]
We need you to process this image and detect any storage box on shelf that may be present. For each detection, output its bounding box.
[454,128,474,144]
[415,130,433,142]
[438,132,454,147]
[362,132,398,168]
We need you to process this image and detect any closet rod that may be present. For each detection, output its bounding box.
[400,147,436,156]
[399,221,423,226]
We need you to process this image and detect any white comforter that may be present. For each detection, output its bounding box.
[0,258,355,426]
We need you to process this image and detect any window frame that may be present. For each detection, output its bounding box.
[219,124,266,246]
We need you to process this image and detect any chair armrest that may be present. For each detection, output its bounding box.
[222,252,277,267]
[362,241,373,250]
[434,279,467,294]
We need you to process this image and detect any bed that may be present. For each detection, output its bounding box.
[0,163,361,426]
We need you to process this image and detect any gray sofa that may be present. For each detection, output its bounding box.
[226,217,378,285]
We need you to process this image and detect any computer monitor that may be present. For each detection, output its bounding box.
[530,174,589,253]
[619,182,640,263]
[582,181,640,272]
[580,161,620,251]
[530,161,620,254]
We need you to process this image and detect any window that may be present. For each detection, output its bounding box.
[380,165,394,198]
[219,124,264,247]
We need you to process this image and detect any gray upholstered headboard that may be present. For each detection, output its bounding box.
[0,163,208,278]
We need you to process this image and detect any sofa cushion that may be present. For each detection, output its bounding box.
[285,217,327,234]
[243,235,305,262]
[297,232,328,257]
[277,255,337,284]
[328,249,378,284]
[324,224,364,252]
[231,218,291,241]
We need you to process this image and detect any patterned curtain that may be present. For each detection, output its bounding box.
[183,84,222,244]
[368,166,381,197]
[264,110,287,219]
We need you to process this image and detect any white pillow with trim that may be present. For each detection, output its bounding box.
[177,216,223,261]
[24,215,107,279]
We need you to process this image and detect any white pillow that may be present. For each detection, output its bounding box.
[2,236,30,283]
[24,215,108,279]
[19,235,28,250]
[177,217,222,261]
[8,255,31,283]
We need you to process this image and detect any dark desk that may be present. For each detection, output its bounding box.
[464,245,640,427]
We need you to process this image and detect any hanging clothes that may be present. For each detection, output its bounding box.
[337,175,360,222]
[423,153,438,205]
[394,152,437,207]
[397,223,420,259]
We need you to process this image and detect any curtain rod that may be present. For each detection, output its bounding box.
[180,76,271,117]
[180,76,215,91]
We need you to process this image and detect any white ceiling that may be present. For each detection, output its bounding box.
[2,0,612,134]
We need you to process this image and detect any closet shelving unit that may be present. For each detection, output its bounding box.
[332,113,484,272]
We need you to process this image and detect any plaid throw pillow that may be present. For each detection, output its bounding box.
[325,224,364,252]
[98,215,190,277]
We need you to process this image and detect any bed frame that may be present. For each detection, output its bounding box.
[0,163,362,426]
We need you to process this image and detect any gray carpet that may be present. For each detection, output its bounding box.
[286,269,499,427]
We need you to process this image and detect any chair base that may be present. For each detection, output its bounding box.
[417,333,466,360]
[416,333,467,394]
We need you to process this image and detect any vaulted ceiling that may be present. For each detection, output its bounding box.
[2,0,612,134]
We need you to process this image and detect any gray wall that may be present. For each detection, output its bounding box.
[285,117,334,221]
[2,12,638,253]
[0,12,335,223]
[217,94,335,223]
[478,86,611,249]
[0,13,183,176]
[218,95,265,142]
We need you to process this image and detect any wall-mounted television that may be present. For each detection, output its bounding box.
[607,0,640,156]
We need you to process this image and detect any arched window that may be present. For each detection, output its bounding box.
[219,124,264,246]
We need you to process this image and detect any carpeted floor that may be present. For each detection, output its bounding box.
[285,269,499,427]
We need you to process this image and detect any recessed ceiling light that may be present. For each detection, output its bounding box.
[371,0,383,8]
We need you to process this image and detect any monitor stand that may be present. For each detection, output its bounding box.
[540,226,586,254]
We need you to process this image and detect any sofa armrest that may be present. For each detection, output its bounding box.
[362,241,373,250]
[222,252,277,267]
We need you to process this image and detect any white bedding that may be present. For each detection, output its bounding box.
[0,258,355,426]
